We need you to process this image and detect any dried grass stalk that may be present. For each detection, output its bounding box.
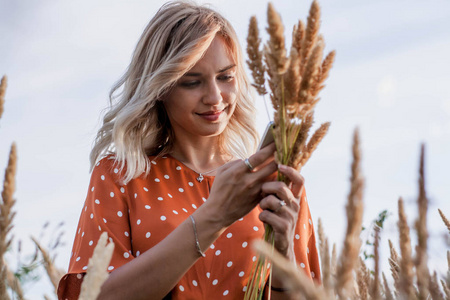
[438,209,450,234]
[31,236,65,293]
[357,258,369,300]
[5,262,24,300]
[370,227,381,300]
[252,240,326,299]
[317,218,332,293]
[415,144,430,299]
[246,16,267,96]
[382,272,395,300]
[0,143,17,300]
[296,121,330,170]
[0,75,6,120]
[388,239,401,296]
[311,50,336,98]
[79,232,115,300]
[441,279,450,300]
[266,3,289,75]
[429,271,445,300]
[398,197,415,299]
[300,0,321,75]
[336,128,364,299]
[331,243,337,276]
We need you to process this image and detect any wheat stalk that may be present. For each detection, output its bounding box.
[4,261,24,300]
[0,75,7,120]
[0,143,17,300]
[79,232,115,300]
[246,16,267,96]
[382,272,395,300]
[438,209,450,234]
[335,128,364,299]
[370,226,381,300]
[31,236,66,294]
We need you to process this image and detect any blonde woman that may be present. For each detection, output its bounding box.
[58,2,320,299]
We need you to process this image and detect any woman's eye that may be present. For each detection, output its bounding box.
[180,81,200,88]
[218,74,235,82]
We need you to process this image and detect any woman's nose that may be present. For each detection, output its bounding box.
[203,80,223,105]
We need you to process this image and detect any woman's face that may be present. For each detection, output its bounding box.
[163,35,238,141]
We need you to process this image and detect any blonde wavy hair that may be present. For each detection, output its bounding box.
[90,1,259,183]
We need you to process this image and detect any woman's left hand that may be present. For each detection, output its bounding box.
[258,164,305,260]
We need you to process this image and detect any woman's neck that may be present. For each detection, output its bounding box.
[169,136,231,174]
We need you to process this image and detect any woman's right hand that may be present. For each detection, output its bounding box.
[204,143,278,228]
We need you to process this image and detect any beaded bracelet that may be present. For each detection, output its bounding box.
[189,215,206,258]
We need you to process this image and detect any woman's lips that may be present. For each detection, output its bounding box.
[197,110,224,121]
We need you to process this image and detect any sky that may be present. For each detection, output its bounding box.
[1,0,450,298]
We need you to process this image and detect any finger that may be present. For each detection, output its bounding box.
[259,210,292,234]
[244,143,276,171]
[277,164,305,198]
[259,195,282,212]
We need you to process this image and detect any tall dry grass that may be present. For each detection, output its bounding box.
[253,129,450,300]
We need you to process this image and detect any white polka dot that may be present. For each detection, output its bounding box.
[157,197,163,201]
[78,228,81,234]
[307,247,310,254]
[117,211,123,217]
[182,208,188,213]
[188,182,194,187]
[103,218,107,223]
[100,175,105,180]
[77,273,83,279]
[146,232,151,238]
[98,226,101,231]
[168,193,173,198]
[210,244,215,249]
[136,251,141,257]
[91,187,94,192]
[303,224,307,229]
[226,233,232,238]
[108,266,114,271]
[300,263,305,268]
[192,204,197,209]
[202,197,207,202]
[84,206,87,211]
[114,168,119,174]
[239,271,245,277]
[176,166,181,170]
[137,219,141,225]
[89,240,93,246]
[238,217,244,221]
[134,193,137,199]
[155,178,160,182]
[124,252,130,258]
[309,219,312,225]
[143,187,148,192]
[109,237,113,243]
[212,279,218,285]
[179,285,185,292]
[179,188,184,192]
[125,231,129,237]
[82,232,85,237]
[227,261,233,267]
[242,242,248,248]
[151,160,157,165]
[243,286,247,292]
[206,272,210,278]
[95,199,100,204]
[164,175,170,179]
[145,205,151,209]
[161,216,166,221]
[253,226,259,231]
[295,234,300,240]
[173,210,178,215]
[120,187,125,193]
[215,250,221,256]
[311,271,315,277]
[90,213,94,219]
[192,280,198,286]
[76,257,81,262]
[223,290,229,296]
[252,256,257,262]
[96,162,100,166]
[82,266,88,270]
[110,192,114,197]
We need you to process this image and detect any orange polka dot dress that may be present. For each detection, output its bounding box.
[57,155,321,299]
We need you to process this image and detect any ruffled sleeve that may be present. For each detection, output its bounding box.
[57,157,133,299]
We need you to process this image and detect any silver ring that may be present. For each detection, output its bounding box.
[244,158,254,172]
[275,200,287,213]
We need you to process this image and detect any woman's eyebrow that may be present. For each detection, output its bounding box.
[184,64,236,77]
